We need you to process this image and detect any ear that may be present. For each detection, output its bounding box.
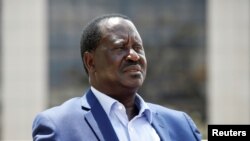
[83,52,95,74]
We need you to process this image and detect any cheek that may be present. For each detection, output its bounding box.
[140,55,147,67]
[94,54,108,72]
[108,51,125,65]
[95,53,122,72]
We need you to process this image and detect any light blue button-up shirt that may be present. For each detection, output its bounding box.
[91,87,160,141]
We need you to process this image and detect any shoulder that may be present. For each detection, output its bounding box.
[41,97,82,117]
[148,103,195,125]
[148,103,202,140]
[32,96,87,140]
[32,97,84,128]
[147,103,184,117]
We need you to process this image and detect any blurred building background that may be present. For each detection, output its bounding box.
[0,0,249,140]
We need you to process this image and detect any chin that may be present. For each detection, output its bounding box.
[124,79,144,89]
[120,73,145,88]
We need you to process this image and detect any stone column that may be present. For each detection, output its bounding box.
[1,0,48,140]
[207,0,250,124]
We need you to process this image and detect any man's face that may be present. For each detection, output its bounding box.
[90,17,147,92]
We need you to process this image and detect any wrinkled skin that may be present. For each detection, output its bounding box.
[84,17,147,113]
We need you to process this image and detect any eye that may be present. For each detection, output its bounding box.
[133,45,143,52]
[111,43,126,52]
[112,39,126,50]
[117,43,124,48]
[115,44,125,50]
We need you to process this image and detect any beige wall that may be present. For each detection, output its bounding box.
[1,0,48,140]
[207,0,250,124]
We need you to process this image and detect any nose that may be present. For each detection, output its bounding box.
[126,48,140,61]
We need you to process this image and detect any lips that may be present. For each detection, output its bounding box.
[123,65,142,73]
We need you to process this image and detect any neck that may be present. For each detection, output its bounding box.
[91,82,140,120]
[113,92,139,120]
[92,82,139,105]
[126,103,139,120]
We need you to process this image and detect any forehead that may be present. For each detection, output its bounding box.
[99,17,141,39]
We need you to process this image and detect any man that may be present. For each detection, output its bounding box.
[32,14,202,141]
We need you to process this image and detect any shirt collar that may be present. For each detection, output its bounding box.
[90,86,116,117]
[90,86,153,123]
[134,94,153,123]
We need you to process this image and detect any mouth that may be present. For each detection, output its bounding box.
[123,65,142,73]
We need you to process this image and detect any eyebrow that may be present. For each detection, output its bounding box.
[113,39,126,44]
